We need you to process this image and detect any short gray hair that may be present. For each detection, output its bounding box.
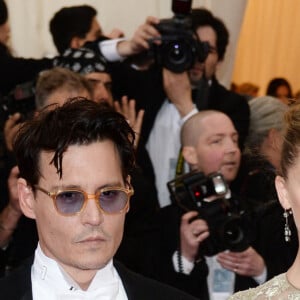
[246,96,288,150]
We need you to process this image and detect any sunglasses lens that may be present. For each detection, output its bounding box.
[99,189,128,213]
[56,191,85,214]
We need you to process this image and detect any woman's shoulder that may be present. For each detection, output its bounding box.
[229,273,300,299]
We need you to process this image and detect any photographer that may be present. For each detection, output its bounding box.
[175,111,265,299]
[113,7,250,208]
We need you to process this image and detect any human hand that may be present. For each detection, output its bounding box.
[217,246,265,277]
[7,166,22,216]
[114,96,145,148]
[163,68,194,117]
[117,16,160,57]
[4,113,22,152]
[0,166,22,246]
[180,211,209,262]
[107,28,125,39]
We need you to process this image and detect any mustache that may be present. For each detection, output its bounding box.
[73,227,111,243]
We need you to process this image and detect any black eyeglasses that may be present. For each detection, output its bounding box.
[34,185,134,216]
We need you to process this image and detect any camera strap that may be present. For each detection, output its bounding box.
[175,148,185,177]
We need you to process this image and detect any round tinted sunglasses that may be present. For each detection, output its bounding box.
[34,185,134,216]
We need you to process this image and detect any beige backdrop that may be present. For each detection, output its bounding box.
[232,0,300,96]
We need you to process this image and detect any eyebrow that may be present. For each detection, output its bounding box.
[208,132,238,138]
[49,182,125,191]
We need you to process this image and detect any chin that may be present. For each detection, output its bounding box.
[224,172,237,183]
[73,255,111,271]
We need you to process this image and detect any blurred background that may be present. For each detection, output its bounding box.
[6,0,299,95]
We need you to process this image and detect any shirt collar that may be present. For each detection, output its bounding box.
[32,243,123,299]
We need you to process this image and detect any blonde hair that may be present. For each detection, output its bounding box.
[246,96,288,151]
[281,103,300,178]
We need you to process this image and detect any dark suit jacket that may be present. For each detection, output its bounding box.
[0,43,52,96]
[111,65,249,179]
[0,258,198,300]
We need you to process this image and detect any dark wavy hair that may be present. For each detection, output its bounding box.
[266,77,293,99]
[191,8,229,61]
[14,98,135,187]
[0,0,8,25]
[50,5,97,54]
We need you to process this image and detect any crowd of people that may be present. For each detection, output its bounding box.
[0,1,299,299]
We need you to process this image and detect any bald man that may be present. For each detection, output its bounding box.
[177,111,266,299]
[181,110,240,183]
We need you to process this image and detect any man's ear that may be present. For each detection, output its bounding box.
[70,36,85,49]
[275,175,292,210]
[17,178,36,220]
[182,146,198,165]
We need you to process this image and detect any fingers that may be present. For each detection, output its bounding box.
[107,28,125,39]
[113,97,145,148]
[4,112,21,131]
[181,211,199,225]
[114,96,135,123]
[181,211,209,241]
[180,211,209,261]
[217,253,242,273]
[132,16,161,51]
[8,165,22,214]
[217,247,265,276]
[4,113,22,151]
[133,109,145,136]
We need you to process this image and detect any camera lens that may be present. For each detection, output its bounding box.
[167,42,186,64]
[162,40,194,73]
[222,217,245,248]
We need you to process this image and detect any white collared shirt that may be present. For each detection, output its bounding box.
[31,244,128,300]
[146,100,198,207]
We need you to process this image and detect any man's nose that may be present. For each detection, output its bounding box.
[80,196,104,226]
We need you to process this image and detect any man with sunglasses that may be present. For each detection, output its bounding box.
[0,98,196,299]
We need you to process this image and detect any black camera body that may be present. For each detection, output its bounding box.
[149,0,210,73]
[168,171,251,256]
[0,80,36,127]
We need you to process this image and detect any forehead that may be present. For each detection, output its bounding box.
[45,88,91,107]
[196,25,217,47]
[199,114,237,138]
[38,141,122,185]
[85,72,111,83]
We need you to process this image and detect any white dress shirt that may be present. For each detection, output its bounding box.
[146,100,198,207]
[31,244,128,300]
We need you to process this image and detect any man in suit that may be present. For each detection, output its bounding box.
[0,99,197,299]
[120,8,250,207]
[175,111,267,299]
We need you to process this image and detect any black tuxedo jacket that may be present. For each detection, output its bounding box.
[0,258,198,300]
[111,65,249,180]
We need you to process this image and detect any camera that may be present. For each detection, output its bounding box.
[167,171,252,256]
[148,0,210,73]
[0,80,36,127]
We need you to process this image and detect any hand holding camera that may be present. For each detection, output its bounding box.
[180,211,209,262]
[168,171,251,256]
[217,247,265,277]
[124,0,210,73]
[163,69,194,117]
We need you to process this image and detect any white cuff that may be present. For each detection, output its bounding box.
[99,38,126,62]
[172,251,194,275]
[253,266,267,285]
[179,107,198,127]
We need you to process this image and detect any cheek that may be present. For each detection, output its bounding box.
[199,150,224,173]
[106,215,126,252]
